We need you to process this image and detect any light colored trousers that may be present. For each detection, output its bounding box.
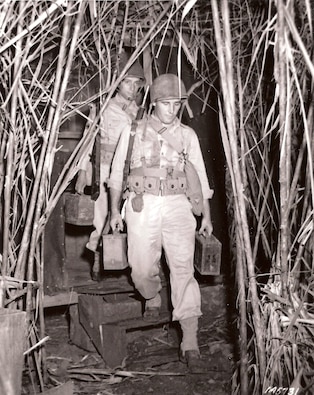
[125,192,202,321]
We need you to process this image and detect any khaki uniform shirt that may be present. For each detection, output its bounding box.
[79,93,138,182]
[108,114,213,199]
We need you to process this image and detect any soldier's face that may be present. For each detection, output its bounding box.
[119,77,142,101]
[154,99,181,124]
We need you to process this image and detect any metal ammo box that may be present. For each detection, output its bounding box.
[194,232,222,275]
[102,232,129,270]
[64,193,94,226]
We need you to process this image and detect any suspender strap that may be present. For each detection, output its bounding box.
[122,105,147,192]
[122,120,137,192]
[91,103,100,201]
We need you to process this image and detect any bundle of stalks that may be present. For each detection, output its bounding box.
[212,0,314,393]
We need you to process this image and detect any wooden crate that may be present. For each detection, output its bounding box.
[69,304,96,352]
[78,292,171,368]
[194,233,222,275]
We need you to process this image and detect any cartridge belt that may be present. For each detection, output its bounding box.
[127,167,187,196]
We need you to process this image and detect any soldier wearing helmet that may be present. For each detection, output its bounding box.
[108,73,213,373]
[75,52,145,281]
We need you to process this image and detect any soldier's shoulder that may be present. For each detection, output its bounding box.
[179,122,196,137]
[106,99,126,113]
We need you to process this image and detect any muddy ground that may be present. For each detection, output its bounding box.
[22,283,236,395]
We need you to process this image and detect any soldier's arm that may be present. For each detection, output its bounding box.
[199,199,213,237]
[109,188,124,231]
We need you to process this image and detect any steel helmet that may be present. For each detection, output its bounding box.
[150,74,187,103]
[117,52,145,81]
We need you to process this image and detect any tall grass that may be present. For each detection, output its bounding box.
[211,0,314,393]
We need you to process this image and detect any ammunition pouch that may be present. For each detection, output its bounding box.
[127,167,187,196]
[144,176,160,194]
[128,175,145,194]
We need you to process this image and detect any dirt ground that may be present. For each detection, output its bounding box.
[22,283,235,395]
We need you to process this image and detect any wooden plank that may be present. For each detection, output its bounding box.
[74,276,134,295]
[78,294,142,326]
[43,291,78,308]
[118,311,172,330]
[0,309,27,395]
[58,131,82,140]
[99,323,128,367]
[43,275,134,308]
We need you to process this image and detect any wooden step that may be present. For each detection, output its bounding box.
[78,291,172,368]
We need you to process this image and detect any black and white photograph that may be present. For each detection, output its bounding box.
[0,1,313,394]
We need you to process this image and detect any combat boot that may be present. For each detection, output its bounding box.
[180,349,208,374]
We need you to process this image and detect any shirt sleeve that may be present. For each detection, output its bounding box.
[107,123,132,191]
[187,128,214,200]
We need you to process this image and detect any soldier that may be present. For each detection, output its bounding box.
[108,73,214,373]
[75,53,145,280]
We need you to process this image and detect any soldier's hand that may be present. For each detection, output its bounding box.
[75,170,87,194]
[199,218,213,237]
[199,199,212,237]
[110,212,123,233]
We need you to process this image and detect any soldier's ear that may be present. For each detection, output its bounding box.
[148,103,154,115]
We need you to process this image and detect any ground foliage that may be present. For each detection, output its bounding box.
[22,286,233,395]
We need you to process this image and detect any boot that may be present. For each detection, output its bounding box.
[179,349,208,374]
[179,317,208,374]
[143,293,161,323]
[91,251,101,281]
